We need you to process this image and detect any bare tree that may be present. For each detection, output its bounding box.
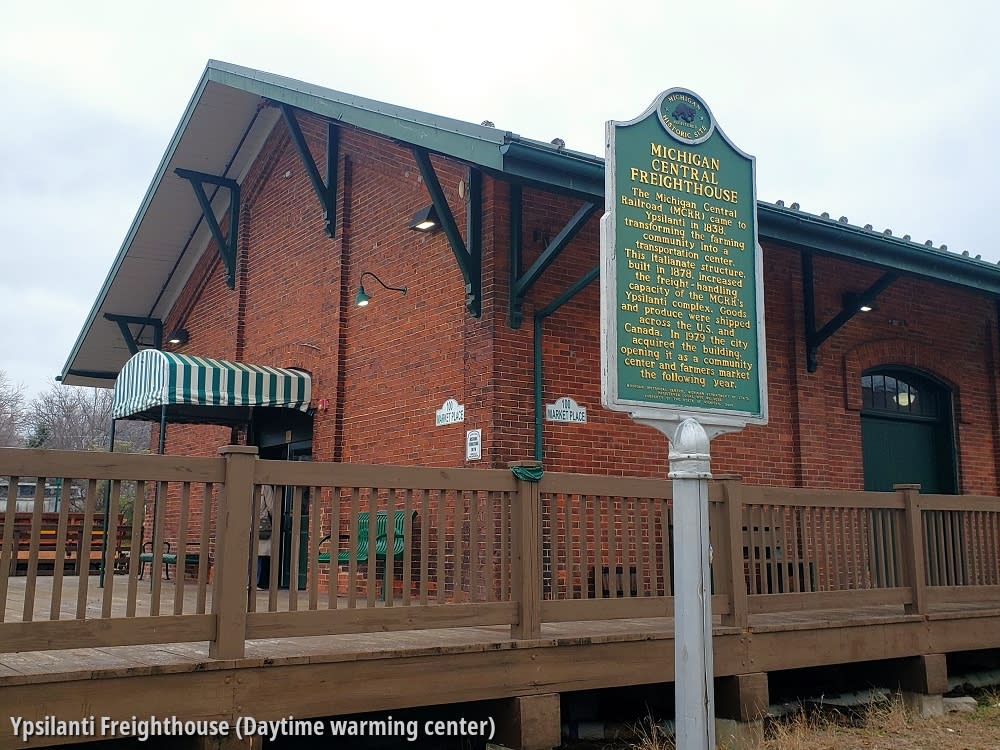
[25,381,150,453]
[0,370,26,447]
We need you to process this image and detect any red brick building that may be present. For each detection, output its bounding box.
[63,61,1000,500]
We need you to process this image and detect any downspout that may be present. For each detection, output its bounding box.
[532,265,600,461]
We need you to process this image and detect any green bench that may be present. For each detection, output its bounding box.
[138,541,203,581]
[318,510,414,565]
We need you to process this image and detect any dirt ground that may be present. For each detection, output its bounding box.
[758,693,1000,750]
[558,689,1000,750]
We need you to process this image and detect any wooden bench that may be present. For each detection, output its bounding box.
[138,541,205,581]
[3,513,126,576]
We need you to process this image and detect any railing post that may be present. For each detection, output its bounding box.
[210,445,258,659]
[720,478,749,628]
[509,461,542,640]
[897,483,927,616]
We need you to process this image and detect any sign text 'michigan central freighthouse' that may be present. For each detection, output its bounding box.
[601,89,767,424]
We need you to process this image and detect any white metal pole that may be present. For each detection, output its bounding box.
[669,418,715,750]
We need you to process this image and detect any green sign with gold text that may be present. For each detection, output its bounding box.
[601,90,767,425]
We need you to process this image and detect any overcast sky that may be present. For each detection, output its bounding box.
[2,0,998,400]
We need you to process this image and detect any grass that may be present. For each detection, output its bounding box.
[620,688,1000,750]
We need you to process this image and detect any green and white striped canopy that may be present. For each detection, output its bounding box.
[112,350,311,423]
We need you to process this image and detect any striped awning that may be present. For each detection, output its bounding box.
[112,350,311,422]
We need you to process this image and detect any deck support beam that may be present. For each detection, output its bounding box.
[715,672,768,750]
[494,693,561,750]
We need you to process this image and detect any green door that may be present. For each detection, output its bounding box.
[860,370,955,493]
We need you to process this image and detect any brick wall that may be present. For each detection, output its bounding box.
[161,106,1000,501]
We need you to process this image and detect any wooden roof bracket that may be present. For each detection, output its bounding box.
[411,148,482,317]
[279,104,338,238]
[174,168,240,289]
[803,251,898,372]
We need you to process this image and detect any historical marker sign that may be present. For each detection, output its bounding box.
[601,89,767,427]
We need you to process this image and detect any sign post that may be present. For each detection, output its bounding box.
[601,89,767,750]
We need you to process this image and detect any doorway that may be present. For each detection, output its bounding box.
[860,368,956,493]
[251,408,313,590]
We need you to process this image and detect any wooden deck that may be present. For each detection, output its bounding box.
[2,575,1000,750]
[2,448,1000,748]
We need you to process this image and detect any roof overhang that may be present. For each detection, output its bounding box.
[62,61,1000,387]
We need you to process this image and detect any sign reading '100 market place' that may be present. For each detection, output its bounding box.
[601,90,767,426]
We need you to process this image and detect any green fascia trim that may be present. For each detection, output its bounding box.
[757,204,1000,295]
[206,60,509,169]
[499,140,604,199]
[61,68,214,381]
[62,369,119,383]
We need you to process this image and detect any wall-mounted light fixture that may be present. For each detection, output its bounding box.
[843,293,875,313]
[167,328,189,345]
[408,204,440,232]
[355,272,407,307]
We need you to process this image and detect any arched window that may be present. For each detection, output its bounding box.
[860,368,956,493]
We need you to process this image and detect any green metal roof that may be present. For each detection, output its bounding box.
[62,60,1000,386]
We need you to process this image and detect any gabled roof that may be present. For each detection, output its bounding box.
[62,60,1000,387]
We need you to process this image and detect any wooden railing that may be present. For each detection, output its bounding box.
[1,447,999,657]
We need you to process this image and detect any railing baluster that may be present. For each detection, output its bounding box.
[403,488,413,606]
[385,489,396,608]
[308,486,321,611]
[288,486,303,612]
[660,497,671,597]
[102,481,123,618]
[0,474,18,622]
[126,480,145,617]
[348,487,360,609]
[436,490,446,605]
[173,482,190,616]
[419,489,429,605]
[22,479,46,622]
[148,481,167,616]
[468,490,479,603]
[75,479,98,620]
[501,490,510,601]
[197,483,212,615]
[328,486,341,610]
[51,480,74,620]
